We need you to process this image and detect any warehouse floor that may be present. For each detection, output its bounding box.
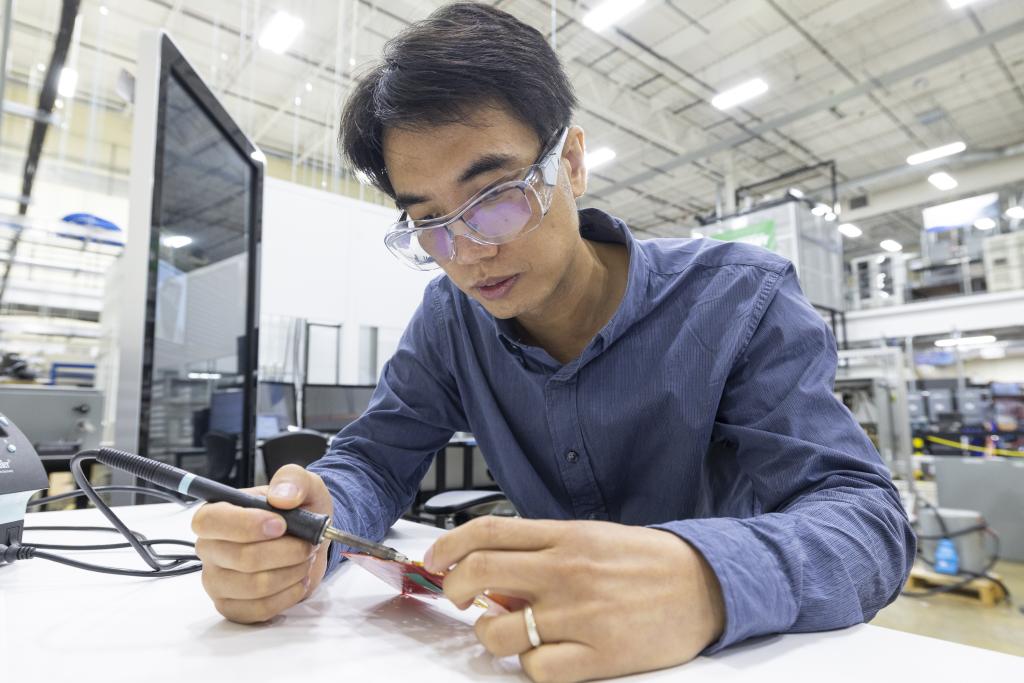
[871,560,1024,656]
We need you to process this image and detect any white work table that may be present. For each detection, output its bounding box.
[2,504,1021,682]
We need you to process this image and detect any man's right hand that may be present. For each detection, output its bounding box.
[191,465,334,623]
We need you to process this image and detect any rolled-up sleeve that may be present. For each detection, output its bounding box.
[307,279,467,574]
[653,265,916,652]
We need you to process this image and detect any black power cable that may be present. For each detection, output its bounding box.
[903,499,1013,605]
[1,453,204,577]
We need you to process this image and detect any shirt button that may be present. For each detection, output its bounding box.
[565,450,579,463]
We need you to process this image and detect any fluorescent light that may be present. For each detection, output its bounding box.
[973,217,996,230]
[838,223,862,238]
[948,0,983,7]
[935,335,997,348]
[906,141,966,166]
[880,239,903,253]
[187,372,222,380]
[585,147,616,170]
[36,62,46,72]
[711,77,769,110]
[1006,206,1024,219]
[293,96,302,106]
[250,148,267,164]
[824,212,837,222]
[305,81,313,92]
[258,11,304,54]
[99,5,109,15]
[162,235,192,249]
[928,172,958,191]
[57,67,78,98]
[787,188,804,199]
[582,0,647,31]
[811,203,830,216]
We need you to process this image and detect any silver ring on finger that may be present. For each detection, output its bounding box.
[523,605,542,648]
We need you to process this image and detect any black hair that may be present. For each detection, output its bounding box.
[339,2,577,199]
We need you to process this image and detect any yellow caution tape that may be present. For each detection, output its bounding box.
[925,435,1024,458]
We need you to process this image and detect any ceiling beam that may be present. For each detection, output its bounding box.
[0,0,81,308]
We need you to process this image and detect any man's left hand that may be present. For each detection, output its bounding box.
[423,517,726,683]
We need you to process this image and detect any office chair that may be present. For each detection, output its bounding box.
[202,431,238,486]
[262,430,329,480]
[421,490,513,529]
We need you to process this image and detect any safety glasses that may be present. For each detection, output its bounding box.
[384,127,569,270]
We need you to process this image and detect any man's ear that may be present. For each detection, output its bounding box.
[563,125,587,199]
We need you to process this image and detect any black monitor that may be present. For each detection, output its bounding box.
[257,382,297,433]
[120,31,263,490]
[209,390,244,435]
[302,384,377,433]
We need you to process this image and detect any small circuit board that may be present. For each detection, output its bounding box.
[342,552,447,598]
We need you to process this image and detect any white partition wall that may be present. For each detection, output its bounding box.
[260,178,437,384]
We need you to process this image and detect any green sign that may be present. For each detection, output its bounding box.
[712,219,777,251]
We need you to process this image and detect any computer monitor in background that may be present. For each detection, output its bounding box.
[302,384,377,433]
[209,390,244,435]
[257,382,297,433]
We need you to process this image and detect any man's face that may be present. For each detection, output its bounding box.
[382,107,587,320]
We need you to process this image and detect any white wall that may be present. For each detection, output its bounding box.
[917,355,1024,384]
[260,178,436,383]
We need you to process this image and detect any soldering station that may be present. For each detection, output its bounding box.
[0,411,405,577]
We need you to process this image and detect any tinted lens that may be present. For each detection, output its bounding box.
[463,185,535,240]
[416,226,453,261]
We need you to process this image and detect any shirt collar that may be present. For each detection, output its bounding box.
[491,208,651,355]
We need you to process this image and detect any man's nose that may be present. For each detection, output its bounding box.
[452,226,499,265]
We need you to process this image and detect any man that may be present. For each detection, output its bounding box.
[191,4,915,682]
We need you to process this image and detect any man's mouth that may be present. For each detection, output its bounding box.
[474,274,520,301]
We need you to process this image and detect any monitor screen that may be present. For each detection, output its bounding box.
[258,382,297,431]
[303,385,377,433]
[209,390,244,435]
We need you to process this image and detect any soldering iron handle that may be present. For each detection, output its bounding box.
[95,448,330,545]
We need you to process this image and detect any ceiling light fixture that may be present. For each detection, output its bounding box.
[187,372,222,380]
[585,147,616,170]
[305,81,313,92]
[787,188,804,199]
[711,77,769,110]
[293,96,302,106]
[928,172,958,191]
[879,239,903,253]
[838,223,862,238]
[906,141,966,166]
[934,335,997,348]
[973,217,996,230]
[582,0,647,31]
[1006,206,1024,220]
[811,203,830,217]
[162,235,193,249]
[99,5,109,15]
[258,11,304,54]
[57,67,78,98]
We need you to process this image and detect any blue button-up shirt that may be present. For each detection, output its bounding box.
[308,208,915,652]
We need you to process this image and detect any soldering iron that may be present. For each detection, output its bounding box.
[85,447,409,563]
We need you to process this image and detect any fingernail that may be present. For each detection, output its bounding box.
[423,547,434,572]
[270,482,298,499]
[263,517,286,537]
